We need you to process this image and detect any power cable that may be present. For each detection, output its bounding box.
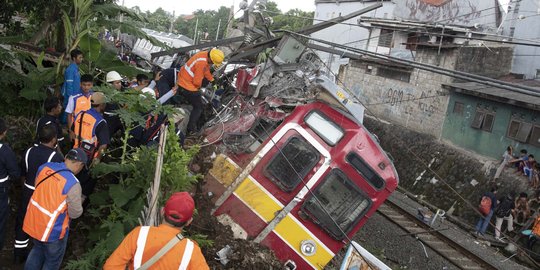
[320,12,540,48]
[289,31,540,97]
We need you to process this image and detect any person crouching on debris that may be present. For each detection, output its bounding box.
[103,192,209,269]
[177,48,224,135]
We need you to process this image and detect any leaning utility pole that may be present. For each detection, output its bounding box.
[169,10,175,33]
[216,19,222,41]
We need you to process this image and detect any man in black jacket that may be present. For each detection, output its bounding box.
[14,124,64,263]
[494,192,515,242]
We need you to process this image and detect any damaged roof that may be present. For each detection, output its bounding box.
[443,82,540,111]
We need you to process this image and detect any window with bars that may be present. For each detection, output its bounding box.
[378,29,394,48]
[471,109,495,132]
[507,119,533,143]
[529,125,540,147]
[453,102,464,115]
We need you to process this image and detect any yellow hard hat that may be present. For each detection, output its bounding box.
[209,48,225,67]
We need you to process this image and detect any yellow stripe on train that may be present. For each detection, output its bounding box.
[234,176,283,222]
[234,177,334,269]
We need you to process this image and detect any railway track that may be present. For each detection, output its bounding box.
[377,200,499,270]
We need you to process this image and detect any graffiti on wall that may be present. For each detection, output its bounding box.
[382,87,446,117]
[395,0,496,28]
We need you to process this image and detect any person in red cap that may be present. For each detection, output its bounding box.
[103,192,209,270]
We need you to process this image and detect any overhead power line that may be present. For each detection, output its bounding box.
[289,31,540,97]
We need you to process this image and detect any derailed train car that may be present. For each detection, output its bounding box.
[201,36,398,268]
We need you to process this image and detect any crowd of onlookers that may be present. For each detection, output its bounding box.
[472,146,540,256]
[494,146,540,189]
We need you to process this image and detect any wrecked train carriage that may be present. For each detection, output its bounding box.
[201,37,398,270]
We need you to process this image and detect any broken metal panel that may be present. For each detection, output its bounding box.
[313,75,366,124]
[272,34,307,64]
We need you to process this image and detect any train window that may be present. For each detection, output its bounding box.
[346,153,385,190]
[305,111,344,146]
[265,137,320,192]
[302,169,371,240]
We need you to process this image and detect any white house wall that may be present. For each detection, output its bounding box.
[501,0,540,79]
[394,0,500,29]
[311,1,396,76]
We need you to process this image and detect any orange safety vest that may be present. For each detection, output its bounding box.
[23,162,78,242]
[177,51,214,91]
[73,108,105,158]
[103,225,209,270]
[71,93,92,116]
[533,216,540,236]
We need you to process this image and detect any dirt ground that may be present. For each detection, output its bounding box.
[190,144,282,269]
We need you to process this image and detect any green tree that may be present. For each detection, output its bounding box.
[263,1,314,32]
[174,6,231,42]
[146,7,174,32]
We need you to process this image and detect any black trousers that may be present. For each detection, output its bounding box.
[14,186,33,256]
[180,90,203,133]
[0,186,9,251]
[77,167,96,197]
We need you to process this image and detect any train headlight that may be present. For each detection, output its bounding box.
[300,240,317,256]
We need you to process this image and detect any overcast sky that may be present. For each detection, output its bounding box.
[121,0,316,15]
[121,0,511,16]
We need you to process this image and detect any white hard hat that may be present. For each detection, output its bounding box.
[141,87,156,99]
[106,71,122,82]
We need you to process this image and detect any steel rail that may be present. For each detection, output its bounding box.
[377,200,499,270]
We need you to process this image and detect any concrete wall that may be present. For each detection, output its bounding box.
[441,93,540,159]
[312,1,396,74]
[339,47,457,138]
[394,0,501,28]
[339,45,513,138]
[454,46,514,78]
[501,0,540,79]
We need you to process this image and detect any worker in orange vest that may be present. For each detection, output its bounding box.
[23,148,86,270]
[72,92,110,198]
[527,213,540,250]
[66,74,94,140]
[177,48,224,134]
[103,192,209,270]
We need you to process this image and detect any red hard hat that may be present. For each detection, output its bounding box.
[164,192,195,223]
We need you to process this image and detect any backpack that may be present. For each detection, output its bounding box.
[479,196,492,216]
[495,198,513,218]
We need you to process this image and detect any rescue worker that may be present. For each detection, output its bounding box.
[0,118,20,252]
[36,96,65,151]
[133,72,160,93]
[177,48,225,134]
[104,71,124,136]
[23,148,86,270]
[72,92,110,197]
[106,71,123,91]
[66,74,94,140]
[61,49,83,123]
[103,192,209,270]
[14,124,64,263]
